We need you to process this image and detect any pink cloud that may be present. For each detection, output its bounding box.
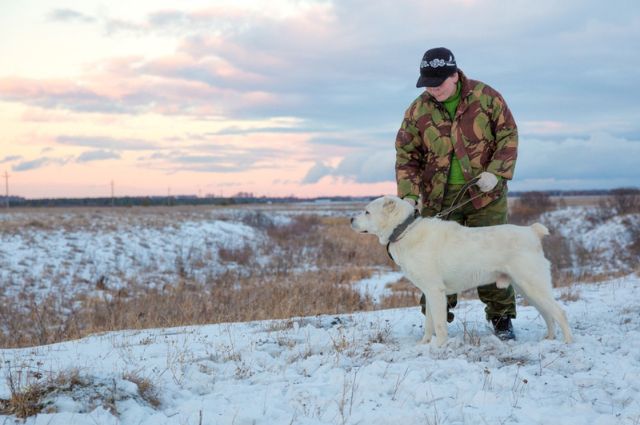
[21,108,74,122]
[0,77,80,98]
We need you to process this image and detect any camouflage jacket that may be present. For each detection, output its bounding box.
[395,70,518,215]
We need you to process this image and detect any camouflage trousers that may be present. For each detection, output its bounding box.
[419,183,517,320]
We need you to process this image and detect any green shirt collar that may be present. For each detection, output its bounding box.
[443,81,462,105]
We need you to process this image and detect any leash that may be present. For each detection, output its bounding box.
[435,176,481,220]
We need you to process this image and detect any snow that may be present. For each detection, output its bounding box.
[1,275,639,424]
[540,207,640,274]
[0,213,267,302]
[352,270,405,303]
[1,204,639,424]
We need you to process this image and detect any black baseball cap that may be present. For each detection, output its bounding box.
[416,47,457,88]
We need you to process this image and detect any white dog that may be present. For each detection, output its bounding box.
[351,195,573,346]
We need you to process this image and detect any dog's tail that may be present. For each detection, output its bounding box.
[530,222,549,239]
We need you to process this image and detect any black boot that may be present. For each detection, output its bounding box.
[491,317,515,341]
[420,294,454,323]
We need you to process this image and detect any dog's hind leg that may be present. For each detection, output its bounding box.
[512,264,573,343]
[525,289,573,343]
[519,291,556,339]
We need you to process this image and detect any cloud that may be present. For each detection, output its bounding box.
[137,151,257,173]
[47,8,96,23]
[76,150,121,163]
[134,139,295,174]
[302,162,335,184]
[13,157,69,172]
[56,135,159,150]
[302,149,395,184]
[517,132,640,181]
[0,155,22,164]
[0,77,129,113]
[310,132,640,190]
[11,1,628,133]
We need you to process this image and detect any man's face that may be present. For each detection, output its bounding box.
[425,73,459,102]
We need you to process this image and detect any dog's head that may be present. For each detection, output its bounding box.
[350,196,415,244]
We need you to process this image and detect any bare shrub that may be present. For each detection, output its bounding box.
[510,191,555,225]
[559,285,581,302]
[605,188,640,215]
[238,211,277,230]
[461,320,482,346]
[540,229,574,285]
[627,219,640,266]
[123,373,161,408]
[218,244,254,265]
[266,214,321,240]
[368,321,394,345]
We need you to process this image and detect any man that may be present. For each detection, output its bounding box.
[395,47,518,340]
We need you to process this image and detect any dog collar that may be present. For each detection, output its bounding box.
[386,210,420,262]
[388,210,420,243]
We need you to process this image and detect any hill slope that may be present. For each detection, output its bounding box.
[1,275,639,424]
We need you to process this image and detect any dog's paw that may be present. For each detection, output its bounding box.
[418,335,432,345]
[435,337,448,347]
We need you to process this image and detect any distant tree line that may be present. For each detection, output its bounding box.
[0,188,637,209]
[0,194,370,208]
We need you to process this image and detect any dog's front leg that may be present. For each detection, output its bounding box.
[420,300,435,344]
[423,286,448,346]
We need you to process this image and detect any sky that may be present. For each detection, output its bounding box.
[1,0,639,199]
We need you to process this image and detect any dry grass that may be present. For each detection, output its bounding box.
[0,368,85,418]
[123,373,161,408]
[0,210,393,348]
[0,366,162,419]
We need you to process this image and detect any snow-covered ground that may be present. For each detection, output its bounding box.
[0,207,301,304]
[540,206,640,275]
[1,203,639,424]
[1,275,639,424]
[0,219,263,297]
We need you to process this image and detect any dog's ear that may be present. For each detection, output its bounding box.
[382,197,396,214]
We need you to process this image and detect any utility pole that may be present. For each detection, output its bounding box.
[110,180,115,207]
[167,186,171,206]
[3,171,9,208]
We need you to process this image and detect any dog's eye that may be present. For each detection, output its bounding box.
[365,210,370,215]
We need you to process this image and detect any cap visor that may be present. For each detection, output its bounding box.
[416,75,447,88]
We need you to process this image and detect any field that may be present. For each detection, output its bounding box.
[1,195,640,424]
[1,194,638,349]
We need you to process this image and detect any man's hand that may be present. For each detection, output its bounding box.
[476,172,498,192]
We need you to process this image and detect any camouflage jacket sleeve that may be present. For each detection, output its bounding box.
[485,93,518,180]
[395,106,425,199]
